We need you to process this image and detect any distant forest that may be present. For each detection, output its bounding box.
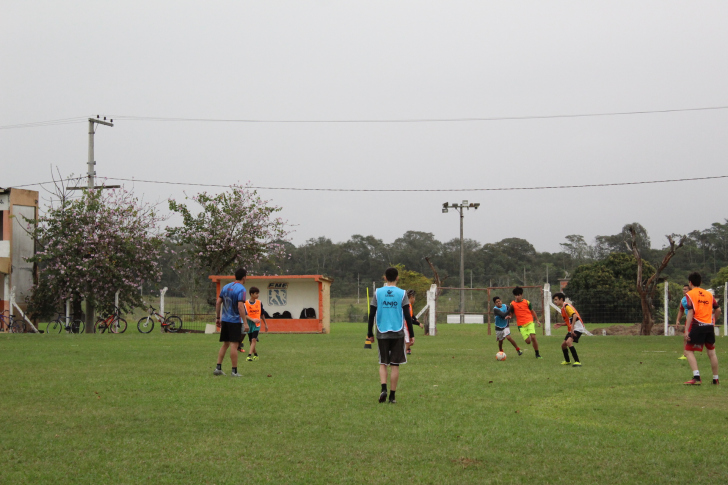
[159,220,728,298]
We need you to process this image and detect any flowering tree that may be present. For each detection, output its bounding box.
[27,187,166,332]
[167,184,288,299]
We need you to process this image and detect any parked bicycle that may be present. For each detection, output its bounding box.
[46,312,85,334]
[0,310,20,333]
[137,305,182,333]
[94,307,127,334]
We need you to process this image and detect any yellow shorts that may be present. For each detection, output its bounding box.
[519,322,536,340]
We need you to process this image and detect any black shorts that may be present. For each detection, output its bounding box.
[565,331,582,343]
[219,321,242,343]
[247,331,259,342]
[688,324,716,349]
[378,337,406,366]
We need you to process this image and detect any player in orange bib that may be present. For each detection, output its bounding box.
[506,286,542,358]
[244,287,269,362]
[683,272,721,385]
[404,290,422,355]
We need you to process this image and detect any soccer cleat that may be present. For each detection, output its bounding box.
[406,349,412,355]
[561,361,571,365]
[536,355,543,359]
[246,356,253,362]
[389,398,397,404]
[572,362,582,367]
[678,355,687,360]
[713,379,719,385]
[252,355,259,361]
[379,391,387,403]
[213,368,225,376]
[517,350,523,356]
[684,378,701,385]
[238,347,245,353]
[231,371,242,377]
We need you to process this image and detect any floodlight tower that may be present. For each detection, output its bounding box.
[442,201,480,324]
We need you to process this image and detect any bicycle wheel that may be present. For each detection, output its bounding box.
[165,315,183,333]
[12,319,25,333]
[46,320,63,334]
[137,316,155,333]
[111,317,127,334]
[94,318,108,334]
[72,320,84,334]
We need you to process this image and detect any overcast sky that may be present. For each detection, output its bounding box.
[3,1,727,253]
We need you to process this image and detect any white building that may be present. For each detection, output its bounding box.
[0,188,38,315]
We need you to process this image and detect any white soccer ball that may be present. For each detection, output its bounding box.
[496,351,507,361]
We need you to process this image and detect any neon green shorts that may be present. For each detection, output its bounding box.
[519,322,536,340]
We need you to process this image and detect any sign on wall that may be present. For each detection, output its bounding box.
[268,282,288,306]
[0,194,9,211]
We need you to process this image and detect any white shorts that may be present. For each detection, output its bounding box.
[404,324,411,344]
[496,327,511,341]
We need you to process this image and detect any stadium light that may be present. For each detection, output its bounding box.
[441,201,480,324]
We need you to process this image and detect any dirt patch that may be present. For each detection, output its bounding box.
[591,324,685,336]
[452,457,482,469]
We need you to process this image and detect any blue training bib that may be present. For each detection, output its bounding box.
[375,286,406,333]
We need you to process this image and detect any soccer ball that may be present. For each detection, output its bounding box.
[496,351,507,361]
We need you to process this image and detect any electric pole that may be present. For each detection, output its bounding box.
[442,201,480,324]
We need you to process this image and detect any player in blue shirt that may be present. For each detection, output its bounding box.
[367,267,414,404]
[493,296,522,356]
[214,268,249,377]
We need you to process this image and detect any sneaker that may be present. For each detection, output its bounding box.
[572,362,582,367]
[684,378,701,385]
[231,372,242,377]
[560,361,571,365]
[517,350,523,356]
[406,349,412,355]
[713,379,719,385]
[213,368,225,376]
[246,356,253,362]
[252,355,259,361]
[379,391,387,403]
[389,398,397,404]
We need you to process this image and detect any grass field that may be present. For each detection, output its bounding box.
[1,324,726,484]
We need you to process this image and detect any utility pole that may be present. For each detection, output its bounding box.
[442,201,480,324]
[71,116,119,332]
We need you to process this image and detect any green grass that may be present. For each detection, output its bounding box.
[1,324,726,484]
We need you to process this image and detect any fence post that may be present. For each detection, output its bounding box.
[664,281,669,337]
[427,284,437,336]
[114,290,120,311]
[724,282,727,337]
[159,287,168,334]
[66,299,71,326]
[544,283,551,336]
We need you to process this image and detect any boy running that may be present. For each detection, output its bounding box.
[507,287,542,358]
[493,296,522,355]
[552,293,585,367]
[214,268,249,377]
[244,287,269,361]
[683,272,721,385]
[367,267,414,404]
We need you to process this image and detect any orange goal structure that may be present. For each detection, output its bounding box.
[209,274,333,334]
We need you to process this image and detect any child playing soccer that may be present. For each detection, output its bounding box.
[405,290,422,355]
[493,296,522,355]
[683,272,720,385]
[507,287,542,358]
[244,287,269,361]
[552,292,585,367]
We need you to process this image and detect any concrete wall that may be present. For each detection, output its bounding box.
[11,205,35,306]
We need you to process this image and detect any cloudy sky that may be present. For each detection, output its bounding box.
[2,1,727,252]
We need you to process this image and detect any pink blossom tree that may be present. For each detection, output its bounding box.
[167,184,289,300]
[27,186,166,332]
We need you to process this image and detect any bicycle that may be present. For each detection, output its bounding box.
[94,307,127,334]
[46,312,85,334]
[137,305,183,333]
[0,310,20,333]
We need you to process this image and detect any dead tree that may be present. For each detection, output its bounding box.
[626,226,685,335]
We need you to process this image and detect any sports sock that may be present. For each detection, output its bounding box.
[254,353,258,356]
[562,348,570,362]
[516,347,521,351]
[389,390,396,400]
[569,346,579,362]
[381,383,387,393]
[693,370,700,378]
[232,367,237,374]
[714,375,719,380]
[216,364,222,370]
[535,350,541,357]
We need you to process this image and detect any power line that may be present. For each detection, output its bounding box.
[110,105,728,123]
[2,105,728,130]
